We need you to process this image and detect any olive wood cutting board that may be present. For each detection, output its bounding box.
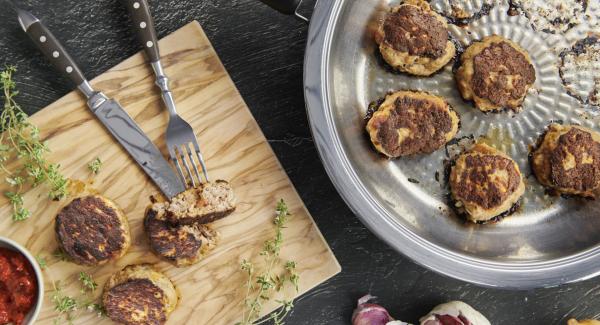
[0,21,340,324]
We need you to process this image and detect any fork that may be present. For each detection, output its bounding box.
[122,0,208,187]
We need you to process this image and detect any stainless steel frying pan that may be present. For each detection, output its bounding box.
[263,0,600,289]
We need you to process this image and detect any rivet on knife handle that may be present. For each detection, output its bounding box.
[122,0,160,63]
[17,9,86,86]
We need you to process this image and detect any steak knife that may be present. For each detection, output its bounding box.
[16,8,185,198]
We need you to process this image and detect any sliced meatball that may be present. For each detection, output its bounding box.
[145,206,219,267]
[160,180,236,225]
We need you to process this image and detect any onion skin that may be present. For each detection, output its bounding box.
[352,295,393,325]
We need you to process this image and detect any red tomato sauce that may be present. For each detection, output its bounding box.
[0,247,37,325]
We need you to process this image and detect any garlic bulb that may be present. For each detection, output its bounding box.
[419,301,490,325]
[352,295,394,325]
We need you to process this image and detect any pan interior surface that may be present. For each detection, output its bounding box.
[313,0,600,286]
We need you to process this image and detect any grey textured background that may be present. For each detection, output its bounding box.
[1,0,599,324]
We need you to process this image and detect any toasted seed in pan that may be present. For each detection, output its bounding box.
[560,36,600,107]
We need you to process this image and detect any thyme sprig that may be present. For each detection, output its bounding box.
[78,272,98,293]
[35,254,47,270]
[0,66,68,221]
[87,157,102,174]
[52,272,105,324]
[51,282,78,325]
[237,199,300,325]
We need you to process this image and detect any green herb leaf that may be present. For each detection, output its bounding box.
[35,254,47,270]
[87,157,102,174]
[78,272,98,293]
[238,199,299,325]
[51,282,78,323]
[0,67,69,221]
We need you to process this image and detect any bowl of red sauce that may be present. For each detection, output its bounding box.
[0,236,43,325]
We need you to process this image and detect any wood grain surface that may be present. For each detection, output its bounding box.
[0,21,340,324]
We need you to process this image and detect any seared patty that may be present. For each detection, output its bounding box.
[366,90,460,157]
[103,264,178,325]
[531,124,600,198]
[145,207,218,266]
[456,35,536,112]
[160,180,236,225]
[450,143,525,222]
[375,0,455,76]
[55,195,130,265]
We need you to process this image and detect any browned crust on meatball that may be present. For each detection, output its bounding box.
[550,128,600,192]
[456,35,536,112]
[471,42,536,108]
[144,208,218,266]
[103,279,166,325]
[382,4,448,59]
[450,143,525,221]
[532,124,600,197]
[374,0,455,76]
[452,153,521,209]
[366,91,460,157]
[55,195,130,265]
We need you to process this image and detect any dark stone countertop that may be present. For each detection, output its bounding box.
[0,0,599,324]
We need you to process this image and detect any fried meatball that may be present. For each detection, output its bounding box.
[455,35,536,112]
[366,90,460,158]
[157,180,236,226]
[55,195,130,265]
[531,124,600,198]
[450,143,525,222]
[103,264,178,325]
[144,205,219,267]
[375,0,456,76]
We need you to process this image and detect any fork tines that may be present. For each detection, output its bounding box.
[169,141,209,188]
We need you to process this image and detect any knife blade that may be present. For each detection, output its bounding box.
[17,8,185,198]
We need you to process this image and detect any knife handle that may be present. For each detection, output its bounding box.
[122,0,160,63]
[17,9,86,86]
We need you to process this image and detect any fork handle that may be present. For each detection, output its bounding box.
[122,0,160,63]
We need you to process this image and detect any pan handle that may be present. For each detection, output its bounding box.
[258,0,310,22]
